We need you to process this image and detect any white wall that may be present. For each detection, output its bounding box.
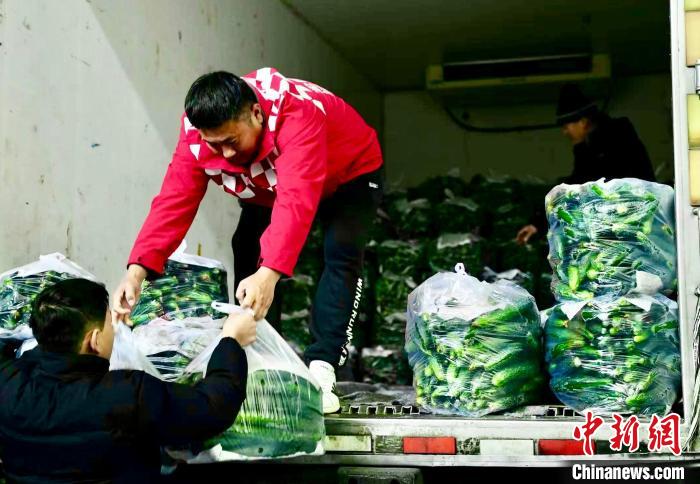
[383,74,673,188]
[0,0,381,293]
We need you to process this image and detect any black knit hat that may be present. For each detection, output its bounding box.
[556,83,598,125]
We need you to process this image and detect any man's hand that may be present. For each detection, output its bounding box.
[516,224,538,245]
[235,267,281,320]
[111,264,148,325]
[222,311,258,347]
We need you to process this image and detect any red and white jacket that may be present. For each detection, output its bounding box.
[128,68,383,276]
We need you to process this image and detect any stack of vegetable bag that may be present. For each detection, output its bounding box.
[362,272,415,385]
[469,175,526,239]
[170,310,324,461]
[360,345,412,385]
[386,197,434,239]
[130,244,228,326]
[428,233,484,277]
[0,253,97,350]
[407,172,469,203]
[406,264,544,416]
[546,178,676,301]
[279,275,315,350]
[377,239,426,279]
[544,295,681,415]
[295,224,324,282]
[434,196,483,234]
[493,240,548,302]
[374,273,416,348]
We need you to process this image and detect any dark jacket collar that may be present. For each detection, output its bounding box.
[20,347,110,376]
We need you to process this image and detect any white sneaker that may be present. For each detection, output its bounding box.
[309,360,341,414]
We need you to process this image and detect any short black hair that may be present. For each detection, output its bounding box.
[184,71,258,129]
[29,278,109,353]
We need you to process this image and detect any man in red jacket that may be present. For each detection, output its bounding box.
[112,68,384,413]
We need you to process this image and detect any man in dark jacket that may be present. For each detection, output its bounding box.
[516,83,657,244]
[0,278,255,483]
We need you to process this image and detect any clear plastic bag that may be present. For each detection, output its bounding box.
[544,294,681,416]
[130,243,229,326]
[109,322,162,378]
[129,317,222,381]
[546,178,676,301]
[0,253,96,342]
[178,307,324,461]
[406,264,544,417]
[126,306,325,462]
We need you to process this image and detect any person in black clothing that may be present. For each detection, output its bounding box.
[516,83,657,244]
[0,278,255,483]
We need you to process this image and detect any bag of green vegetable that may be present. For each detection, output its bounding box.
[377,240,425,279]
[166,307,325,462]
[544,294,681,416]
[428,233,484,277]
[386,197,435,238]
[406,264,544,417]
[546,178,676,301]
[360,345,412,385]
[435,196,483,234]
[374,273,416,347]
[0,253,96,335]
[130,242,229,326]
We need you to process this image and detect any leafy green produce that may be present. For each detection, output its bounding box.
[387,197,435,239]
[428,233,483,277]
[360,345,412,385]
[374,273,415,347]
[544,294,680,415]
[406,266,544,417]
[546,179,676,301]
[296,224,324,281]
[435,197,483,233]
[407,174,469,203]
[377,240,425,279]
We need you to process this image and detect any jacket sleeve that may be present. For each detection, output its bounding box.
[137,337,248,445]
[128,117,209,274]
[258,97,328,276]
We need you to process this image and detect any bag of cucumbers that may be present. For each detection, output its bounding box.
[0,253,96,335]
[546,178,676,301]
[545,294,681,416]
[130,242,229,326]
[148,308,325,462]
[406,264,545,417]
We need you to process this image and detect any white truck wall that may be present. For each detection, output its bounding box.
[0,0,382,294]
[383,74,673,188]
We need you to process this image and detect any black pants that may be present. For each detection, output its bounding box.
[232,168,384,368]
